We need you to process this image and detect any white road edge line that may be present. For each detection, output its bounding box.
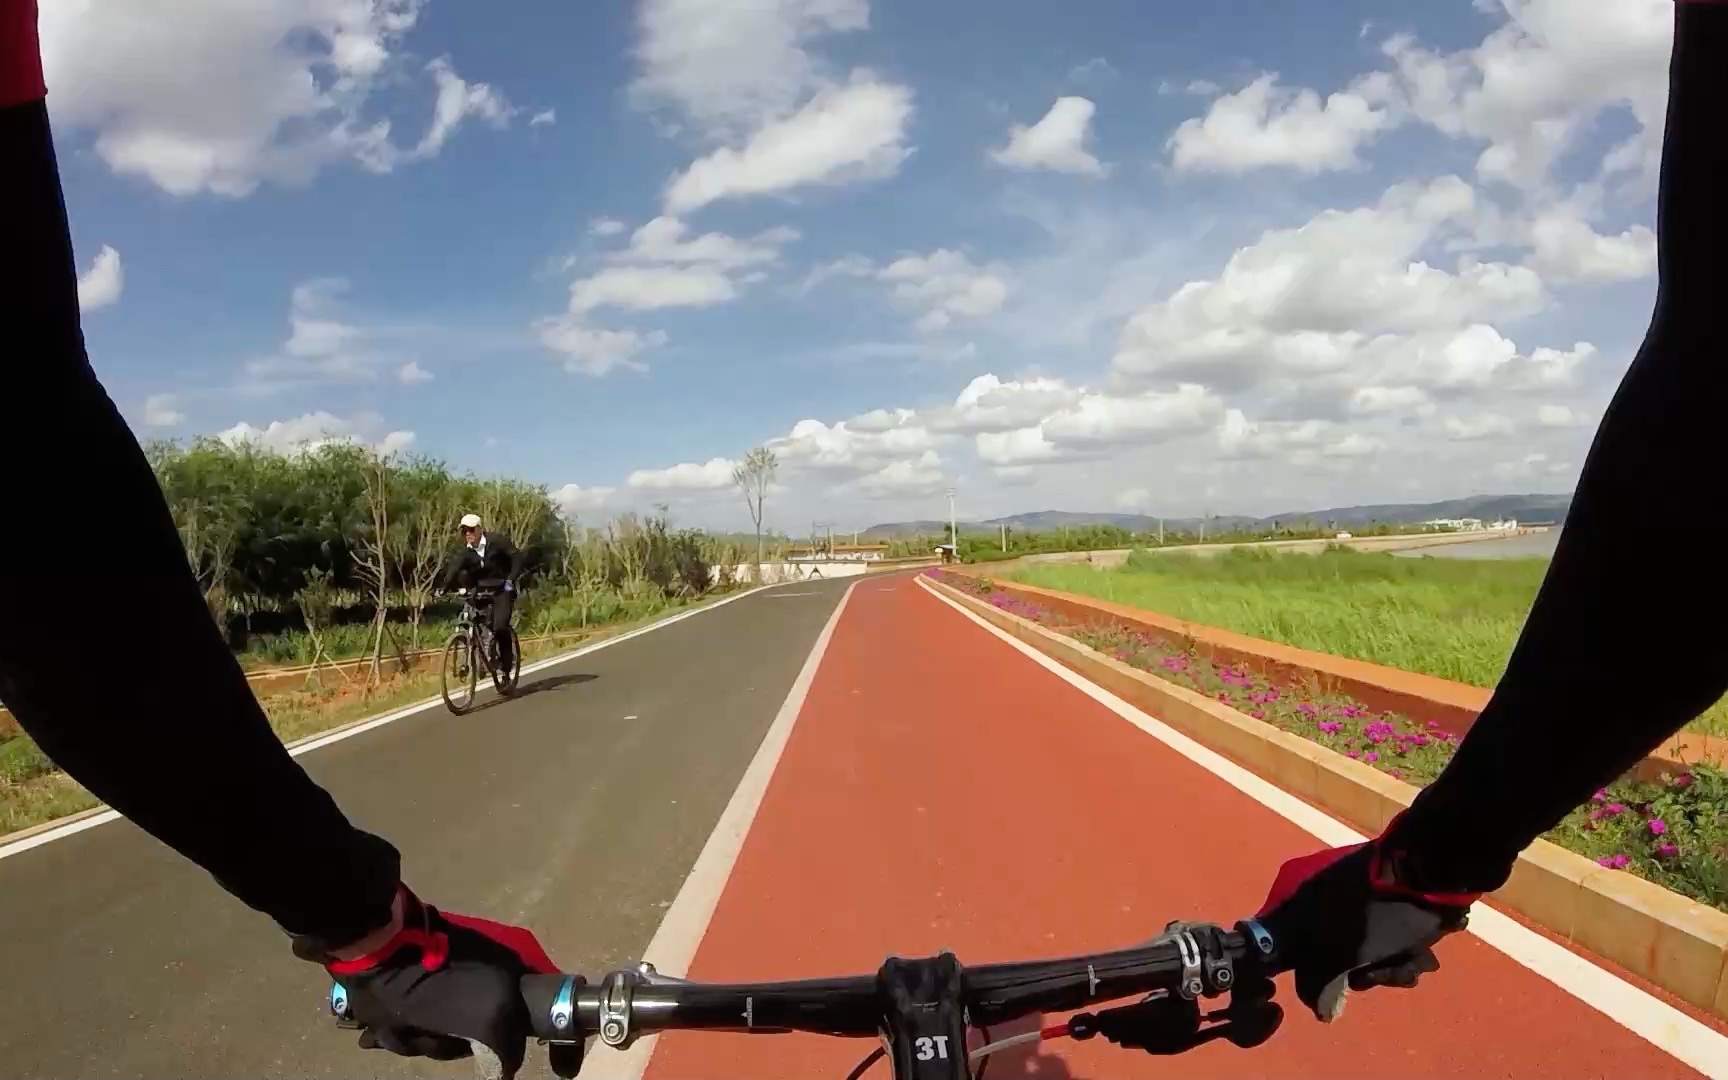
[0,585,776,862]
[609,579,858,1080]
[917,576,1728,1080]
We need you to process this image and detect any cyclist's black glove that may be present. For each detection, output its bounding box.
[1254,814,1479,1023]
[297,886,578,1079]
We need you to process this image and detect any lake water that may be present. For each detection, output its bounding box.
[1394,530,1562,560]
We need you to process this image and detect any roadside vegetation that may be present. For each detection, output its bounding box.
[934,570,1728,911]
[0,437,779,836]
[1004,546,1728,737]
[885,518,1450,563]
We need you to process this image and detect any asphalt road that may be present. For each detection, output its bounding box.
[0,579,851,1079]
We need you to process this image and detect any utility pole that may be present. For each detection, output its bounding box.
[1000,522,1007,552]
[1158,518,1164,545]
[946,487,958,561]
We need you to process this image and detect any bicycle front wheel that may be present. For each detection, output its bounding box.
[441,633,478,714]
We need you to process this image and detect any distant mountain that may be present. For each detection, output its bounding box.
[859,493,1571,540]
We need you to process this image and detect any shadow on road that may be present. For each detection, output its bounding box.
[475,671,597,711]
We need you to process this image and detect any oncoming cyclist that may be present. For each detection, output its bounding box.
[441,511,525,675]
[2,1,1724,1077]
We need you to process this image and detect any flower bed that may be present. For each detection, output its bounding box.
[928,570,1728,910]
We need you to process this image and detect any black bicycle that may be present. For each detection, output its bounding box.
[438,586,521,714]
[332,917,1285,1079]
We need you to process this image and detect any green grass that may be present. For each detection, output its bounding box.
[1004,546,1728,737]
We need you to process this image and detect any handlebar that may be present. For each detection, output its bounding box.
[511,918,1283,1079]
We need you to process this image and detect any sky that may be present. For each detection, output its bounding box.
[49,0,1675,534]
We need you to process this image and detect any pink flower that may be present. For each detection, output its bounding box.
[1387,768,1404,780]
[1364,751,1380,763]
[1669,773,1695,790]
[1250,710,1265,720]
[1604,803,1626,817]
[1297,703,1317,716]
[1346,750,1361,759]
[1647,819,1667,836]
[1597,854,1631,870]
[1655,843,1679,859]
[1591,789,1608,803]
[1317,721,1344,734]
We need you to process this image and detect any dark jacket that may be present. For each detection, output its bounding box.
[440,530,524,590]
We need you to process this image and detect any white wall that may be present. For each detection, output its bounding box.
[709,561,871,584]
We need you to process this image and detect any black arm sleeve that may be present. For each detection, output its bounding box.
[501,534,525,581]
[0,87,400,945]
[1389,2,1728,892]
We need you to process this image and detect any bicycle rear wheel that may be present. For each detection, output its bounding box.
[440,632,478,714]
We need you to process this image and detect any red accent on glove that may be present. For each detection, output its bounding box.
[443,911,559,974]
[1255,843,1362,918]
[2,0,47,108]
[327,925,451,975]
[1257,819,1485,920]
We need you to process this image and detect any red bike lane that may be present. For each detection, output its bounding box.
[643,578,1716,1079]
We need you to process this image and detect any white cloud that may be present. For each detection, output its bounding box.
[1168,74,1393,175]
[569,266,739,314]
[552,483,615,516]
[936,374,1082,434]
[1348,385,1430,416]
[990,96,1104,175]
[143,393,184,427]
[878,249,1008,333]
[629,0,871,141]
[1492,451,1576,482]
[243,279,377,389]
[856,450,946,499]
[411,57,514,160]
[1111,177,1561,408]
[1536,403,1590,428]
[1159,79,1223,97]
[1068,58,1117,85]
[397,361,434,384]
[975,383,1225,466]
[530,109,557,127]
[590,217,627,237]
[626,456,739,493]
[618,216,797,271]
[1443,413,1516,441]
[1526,211,1657,284]
[536,321,667,376]
[662,73,913,214]
[216,410,412,456]
[544,217,797,374]
[76,244,124,310]
[1323,433,1384,458]
[1115,487,1150,510]
[378,430,417,456]
[39,1,523,196]
[1370,0,1674,190]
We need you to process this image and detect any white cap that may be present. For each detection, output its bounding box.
[459,513,482,529]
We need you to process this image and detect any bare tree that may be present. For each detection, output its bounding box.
[354,451,404,692]
[397,472,460,653]
[294,566,351,689]
[732,446,778,583]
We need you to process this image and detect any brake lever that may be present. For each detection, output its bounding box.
[1068,973,1282,1055]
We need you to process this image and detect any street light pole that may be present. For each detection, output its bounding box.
[946,487,957,561]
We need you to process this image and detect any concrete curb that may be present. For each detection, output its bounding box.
[922,574,1728,1021]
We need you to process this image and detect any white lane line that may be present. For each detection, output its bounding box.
[609,579,858,1079]
[764,591,818,598]
[917,577,1728,1079]
[0,587,772,861]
